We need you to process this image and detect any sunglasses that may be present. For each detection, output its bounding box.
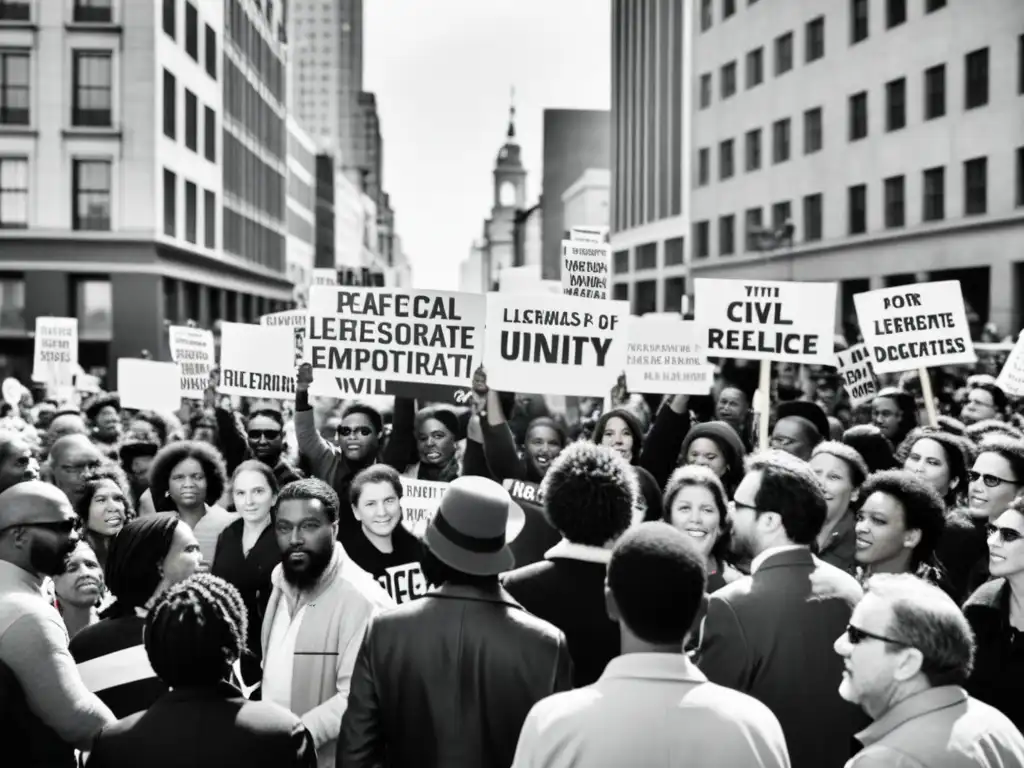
[339,426,374,438]
[845,624,908,647]
[248,429,282,441]
[987,524,1024,544]
[969,470,1019,488]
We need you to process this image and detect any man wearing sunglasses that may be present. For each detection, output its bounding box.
[835,573,1024,767]
[0,480,115,765]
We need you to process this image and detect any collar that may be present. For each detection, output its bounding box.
[857,686,967,747]
[271,541,347,609]
[750,544,809,574]
[601,653,708,684]
[424,582,525,611]
[545,539,612,565]
[0,559,46,597]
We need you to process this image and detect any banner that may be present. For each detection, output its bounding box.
[305,286,484,398]
[996,332,1024,397]
[168,326,215,399]
[853,281,976,374]
[118,359,182,413]
[261,310,307,367]
[561,240,610,300]
[835,343,878,407]
[312,268,338,287]
[32,317,78,388]
[218,322,296,399]
[483,293,629,396]
[399,477,448,538]
[625,319,713,395]
[694,278,837,365]
[569,226,609,244]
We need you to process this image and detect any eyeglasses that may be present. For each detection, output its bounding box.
[27,520,79,535]
[60,461,102,478]
[247,429,282,441]
[845,624,908,647]
[339,426,374,438]
[987,524,1024,544]
[969,470,1019,488]
[729,500,759,513]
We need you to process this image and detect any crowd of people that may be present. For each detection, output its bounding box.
[1,346,1024,767]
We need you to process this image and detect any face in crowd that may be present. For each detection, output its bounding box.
[191,415,218,446]
[337,412,379,463]
[353,480,402,541]
[92,405,121,443]
[600,417,634,464]
[727,471,766,563]
[903,438,958,501]
[168,458,208,511]
[685,439,728,479]
[159,521,204,586]
[276,494,337,589]
[50,438,103,506]
[960,387,999,425]
[968,450,1021,519]
[86,478,128,538]
[810,452,857,526]
[770,417,817,462]
[716,388,749,431]
[247,413,285,466]
[53,541,104,610]
[854,491,919,571]
[524,424,563,478]
[668,482,724,562]
[871,396,903,442]
[233,468,277,527]
[125,417,162,446]
[988,505,1024,580]
[0,436,39,495]
[834,590,908,720]
[416,418,456,469]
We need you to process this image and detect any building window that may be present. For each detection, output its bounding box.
[922,166,944,222]
[0,157,28,228]
[0,0,30,21]
[775,32,793,76]
[162,0,175,38]
[163,168,176,237]
[636,243,657,270]
[184,180,197,243]
[162,69,175,138]
[612,283,628,301]
[803,193,823,242]
[1018,147,1024,208]
[185,2,199,61]
[205,24,217,79]
[719,139,734,180]
[964,157,987,216]
[721,61,736,99]
[884,175,905,228]
[886,77,906,131]
[184,90,197,151]
[204,189,215,247]
[746,47,763,89]
[719,215,735,256]
[925,0,945,10]
[771,201,791,231]
[72,51,112,127]
[803,107,823,154]
[700,0,712,31]
[75,279,112,337]
[772,118,791,164]
[73,0,113,23]
[806,16,825,62]
[745,128,761,171]
[664,237,684,266]
[634,280,657,316]
[71,159,111,231]
[924,64,945,120]
[0,276,25,330]
[613,251,629,274]
[886,0,906,28]
[664,277,685,313]
[848,184,867,235]
[1019,34,1024,95]
[0,52,29,126]
[744,208,762,251]
[699,73,712,109]
[849,91,868,141]
[694,221,710,259]
[965,48,988,110]
[698,148,710,186]
[204,106,215,162]
[851,0,869,44]
[723,0,735,19]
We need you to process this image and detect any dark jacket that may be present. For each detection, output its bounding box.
[0,660,76,768]
[697,547,867,768]
[963,578,1024,731]
[86,682,317,768]
[338,583,573,768]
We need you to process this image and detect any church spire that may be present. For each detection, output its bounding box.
[507,85,516,139]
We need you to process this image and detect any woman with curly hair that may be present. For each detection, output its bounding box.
[75,463,135,571]
[52,540,105,639]
[85,393,122,448]
[897,426,973,510]
[146,441,237,567]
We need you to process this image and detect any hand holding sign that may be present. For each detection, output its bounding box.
[296,363,313,394]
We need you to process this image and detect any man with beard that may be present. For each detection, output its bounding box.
[261,478,394,768]
[0,481,115,766]
[47,434,104,506]
[697,450,865,768]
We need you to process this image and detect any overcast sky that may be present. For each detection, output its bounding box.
[364,0,611,290]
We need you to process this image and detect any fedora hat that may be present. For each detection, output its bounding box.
[424,476,525,576]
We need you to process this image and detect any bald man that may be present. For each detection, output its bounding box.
[0,432,39,495]
[0,481,114,763]
[48,434,103,506]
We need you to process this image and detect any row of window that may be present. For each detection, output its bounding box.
[224,58,286,161]
[0,276,111,334]
[162,70,216,163]
[163,277,288,329]
[699,0,946,37]
[162,0,218,81]
[0,0,113,24]
[223,206,285,274]
[225,0,285,105]
[0,49,114,128]
[692,150,1024,259]
[162,167,216,250]
[0,156,113,231]
[223,130,286,222]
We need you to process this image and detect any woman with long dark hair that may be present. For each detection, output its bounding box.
[74,464,135,572]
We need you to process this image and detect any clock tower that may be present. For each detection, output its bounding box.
[484,89,527,289]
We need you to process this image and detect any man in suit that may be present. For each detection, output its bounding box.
[338,475,573,768]
[698,450,865,768]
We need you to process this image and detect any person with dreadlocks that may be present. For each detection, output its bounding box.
[86,573,317,767]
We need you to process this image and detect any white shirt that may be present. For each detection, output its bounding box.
[261,602,308,712]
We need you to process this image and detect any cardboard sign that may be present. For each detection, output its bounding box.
[399,477,448,538]
[483,293,630,397]
[312,268,338,287]
[853,281,976,374]
[261,310,307,368]
[74,373,102,394]
[694,278,838,365]
[32,317,78,388]
[835,343,878,407]
[219,322,296,399]
[570,226,609,244]
[561,240,610,300]
[305,286,484,399]
[996,332,1024,397]
[118,359,183,413]
[625,319,713,395]
[168,326,216,399]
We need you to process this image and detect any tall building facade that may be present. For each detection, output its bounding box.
[689,0,1024,337]
[287,115,316,305]
[0,0,293,387]
[609,0,688,316]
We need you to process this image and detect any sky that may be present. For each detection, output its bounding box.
[364,0,611,291]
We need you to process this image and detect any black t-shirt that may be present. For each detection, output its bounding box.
[342,527,428,605]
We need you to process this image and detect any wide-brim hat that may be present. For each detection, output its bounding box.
[776,400,831,442]
[424,476,526,576]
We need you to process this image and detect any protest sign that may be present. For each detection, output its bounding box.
[399,477,448,538]
[694,278,838,365]
[32,317,78,388]
[483,293,630,397]
[835,343,878,407]
[261,310,307,367]
[305,286,484,399]
[503,478,544,507]
[118,359,182,413]
[311,268,338,287]
[853,281,976,375]
[75,372,102,394]
[561,240,610,300]
[218,321,296,399]
[625,319,713,395]
[996,332,1024,397]
[570,226,609,244]
[168,326,216,399]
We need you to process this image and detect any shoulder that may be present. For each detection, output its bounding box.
[70,616,142,662]
[691,682,786,731]
[964,578,1005,610]
[521,685,604,735]
[336,560,397,611]
[502,559,554,588]
[721,563,744,585]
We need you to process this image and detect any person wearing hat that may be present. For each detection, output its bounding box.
[770,401,831,461]
[339,475,572,768]
[0,481,115,766]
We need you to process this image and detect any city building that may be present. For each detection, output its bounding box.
[0,0,293,386]
[334,166,366,268]
[609,0,688,316]
[390,233,412,288]
[314,153,337,269]
[562,168,611,235]
[689,0,1024,337]
[286,115,317,305]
